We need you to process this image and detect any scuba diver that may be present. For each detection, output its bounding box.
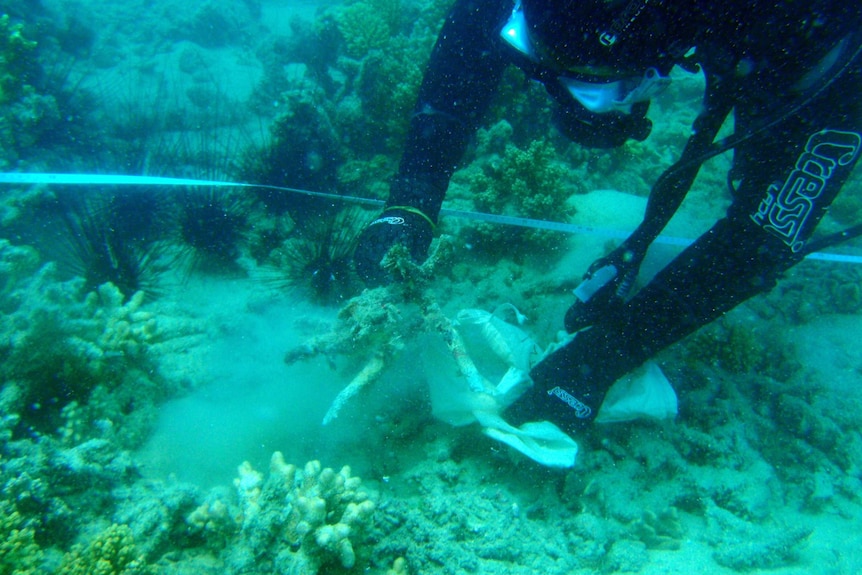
[352,0,862,432]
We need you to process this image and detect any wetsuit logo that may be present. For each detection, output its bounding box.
[372,216,406,226]
[751,129,862,252]
[547,386,592,419]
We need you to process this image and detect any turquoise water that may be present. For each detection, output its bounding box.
[1,0,861,573]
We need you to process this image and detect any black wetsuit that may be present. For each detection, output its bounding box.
[385,0,862,428]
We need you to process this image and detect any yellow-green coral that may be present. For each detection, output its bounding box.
[453,129,573,256]
[0,14,37,105]
[0,500,43,575]
[335,0,401,58]
[386,557,409,575]
[458,123,571,221]
[336,155,395,199]
[684,317,795,381]
[362,39,427,149]
[333,0,451,154]
[57,524,152,575]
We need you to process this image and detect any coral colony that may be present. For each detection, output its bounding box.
[1,1,861,574]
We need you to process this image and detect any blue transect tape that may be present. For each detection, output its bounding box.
[1,172,861,264]
[0,172,386,207]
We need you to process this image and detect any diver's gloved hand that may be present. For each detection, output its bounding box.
[353,207,434,286]
[505,338,604,435]
[564,242,645,332]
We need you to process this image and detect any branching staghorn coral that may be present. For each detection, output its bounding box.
[284,284,421,425]
[283,237,461,425]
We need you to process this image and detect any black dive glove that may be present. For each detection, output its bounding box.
[505,337,605,434]
[564,241,645,333]
[509,317,635,434]
[353,208,434,286]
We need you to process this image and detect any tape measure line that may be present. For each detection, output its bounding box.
[0,172,859,264]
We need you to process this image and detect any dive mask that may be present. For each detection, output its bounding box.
[500,1,671,114]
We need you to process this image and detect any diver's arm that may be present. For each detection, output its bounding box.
[388,0,512,221]
[565,71,735,327]
[626,93,732,257]
[353,0,512,285]
[616,73,735,260]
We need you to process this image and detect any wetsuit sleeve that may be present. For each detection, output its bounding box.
[386,0,512,221]
[529,45,862,428]
[620,70,734,257]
